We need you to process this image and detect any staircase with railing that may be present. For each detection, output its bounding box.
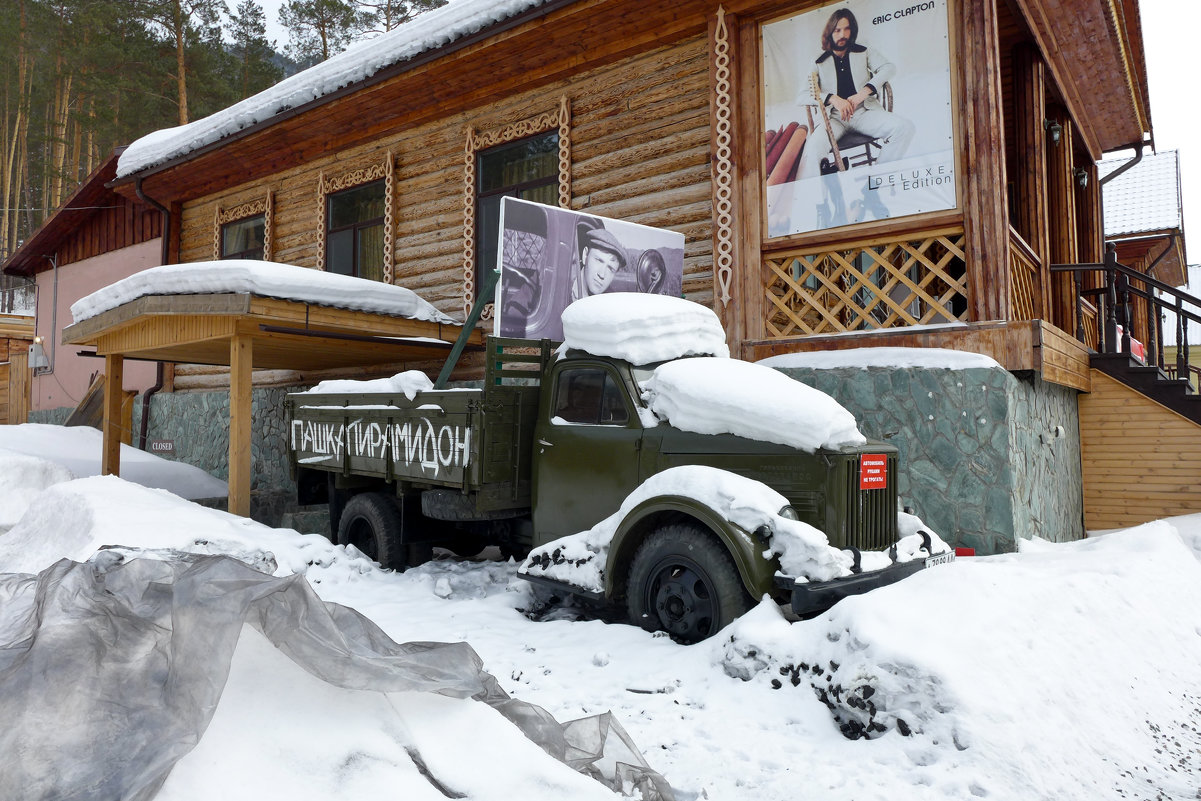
[1052,243,1201,425]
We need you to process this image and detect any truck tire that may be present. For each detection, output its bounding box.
[626,524,754,644]
[337,492,405,570]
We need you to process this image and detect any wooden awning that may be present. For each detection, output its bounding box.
[62,292,483,517]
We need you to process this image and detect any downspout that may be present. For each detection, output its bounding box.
[1098,139,1145,187]
[40,254,58,375]
[134,177,170,451]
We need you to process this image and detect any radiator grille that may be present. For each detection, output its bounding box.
[844,453,898,550]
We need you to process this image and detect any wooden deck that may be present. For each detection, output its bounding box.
[1080,370,1201,529]
[744,319,1091,391]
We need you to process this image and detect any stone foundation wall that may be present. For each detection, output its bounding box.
[770,365,1083,554]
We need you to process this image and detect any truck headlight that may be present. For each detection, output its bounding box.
[778,505,800,521]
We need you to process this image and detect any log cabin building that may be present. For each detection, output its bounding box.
[8,0,1194,547]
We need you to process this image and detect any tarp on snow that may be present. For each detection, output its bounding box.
[0,552,673,801]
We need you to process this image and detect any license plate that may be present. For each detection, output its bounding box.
[925,551,955,567]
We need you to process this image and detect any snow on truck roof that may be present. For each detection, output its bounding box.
[69,261,455,325]
[560,293,729,363]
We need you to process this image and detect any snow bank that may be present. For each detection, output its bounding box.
[0,475,355,577]
[301,369,434,398]
[0,424,226,504]
[117,0,553,177]
[643,358,865,451]
[759,346,1001,370]
[718,523,1201,797]
[69,260,455,324]
[0,449,74,528]
[561,294,729,364]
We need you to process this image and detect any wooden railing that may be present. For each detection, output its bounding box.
[1007,227,1042,322]
[763,227,968,338]
[1052,243,1201,375]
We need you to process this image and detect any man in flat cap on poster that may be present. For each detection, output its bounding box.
[571,225,628,301]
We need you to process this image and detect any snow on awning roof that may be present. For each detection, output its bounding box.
[116,0,561,179]
[69,260,456,325]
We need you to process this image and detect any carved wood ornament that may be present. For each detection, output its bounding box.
[712,6,736,308]
[212,194,273,261]
[462,96,572,320]
[316,154,396,282]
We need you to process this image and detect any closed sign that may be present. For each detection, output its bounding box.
[149,440,175,455]
[860,454,887,490]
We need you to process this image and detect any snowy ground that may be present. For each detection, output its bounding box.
[0,426,1199,799]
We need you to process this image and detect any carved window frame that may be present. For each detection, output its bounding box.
[317,154,396,283]
[462,96,572,320]
[213,193,273,261]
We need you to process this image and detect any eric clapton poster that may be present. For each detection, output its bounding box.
[762,0,957,237]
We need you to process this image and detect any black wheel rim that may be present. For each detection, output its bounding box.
[345,516,378,561]
[644,555,717,643]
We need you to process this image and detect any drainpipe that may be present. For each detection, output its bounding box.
[39,254,58,375]
[1099,139,1146,187]
[134,177,170,451]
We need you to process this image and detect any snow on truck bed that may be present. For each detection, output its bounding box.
[69,261,455,325]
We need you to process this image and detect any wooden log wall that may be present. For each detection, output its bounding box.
[1080,370,1201,529]
[179,36,713,318]
[56,199,161,268]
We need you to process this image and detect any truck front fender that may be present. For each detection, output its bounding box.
[603,495,779,602]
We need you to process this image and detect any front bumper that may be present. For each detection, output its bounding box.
[777,550,954,615]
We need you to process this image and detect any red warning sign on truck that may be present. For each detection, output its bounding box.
[860,454,888,490]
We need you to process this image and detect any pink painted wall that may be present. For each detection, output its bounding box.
[32,239,162,412]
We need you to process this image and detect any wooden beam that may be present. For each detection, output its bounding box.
[1012,43,1050,320]
[228,332,253,517]
[1047,107,1078,333]
[958,0,1010,323]
[101,355,124,477]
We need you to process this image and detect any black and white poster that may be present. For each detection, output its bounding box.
[762,0,956,237]
[494,197,685,340]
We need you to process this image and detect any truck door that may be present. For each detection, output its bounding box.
[532,363,643,544]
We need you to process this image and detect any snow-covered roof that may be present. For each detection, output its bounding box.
[116,0,560,178]
[1100,150,1184,236]
[69,260,456,325]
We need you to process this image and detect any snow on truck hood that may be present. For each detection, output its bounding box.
[69,261,456,325]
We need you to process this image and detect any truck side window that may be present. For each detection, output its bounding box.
[554,369,629,425]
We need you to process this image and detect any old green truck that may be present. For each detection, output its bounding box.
[287,329,953,643]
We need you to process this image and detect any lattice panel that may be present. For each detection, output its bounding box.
[763,229,967,338]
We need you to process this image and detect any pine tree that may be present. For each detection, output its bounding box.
[357,0,447,33]
[131,0,227,125]
[229,0,282,98]
[280,0,370,66]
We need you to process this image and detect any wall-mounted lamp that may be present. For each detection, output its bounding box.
[29,336,49,369]
[1044,118,1062,146]
[1074,167,1090,189]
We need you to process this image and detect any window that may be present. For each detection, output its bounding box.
[553,368,630,425]
[327,180,385,281]
[476,132,559,293]
[220,214,266,260]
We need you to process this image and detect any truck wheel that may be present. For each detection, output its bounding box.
[337,492,404,570]
[626,524,753,644]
